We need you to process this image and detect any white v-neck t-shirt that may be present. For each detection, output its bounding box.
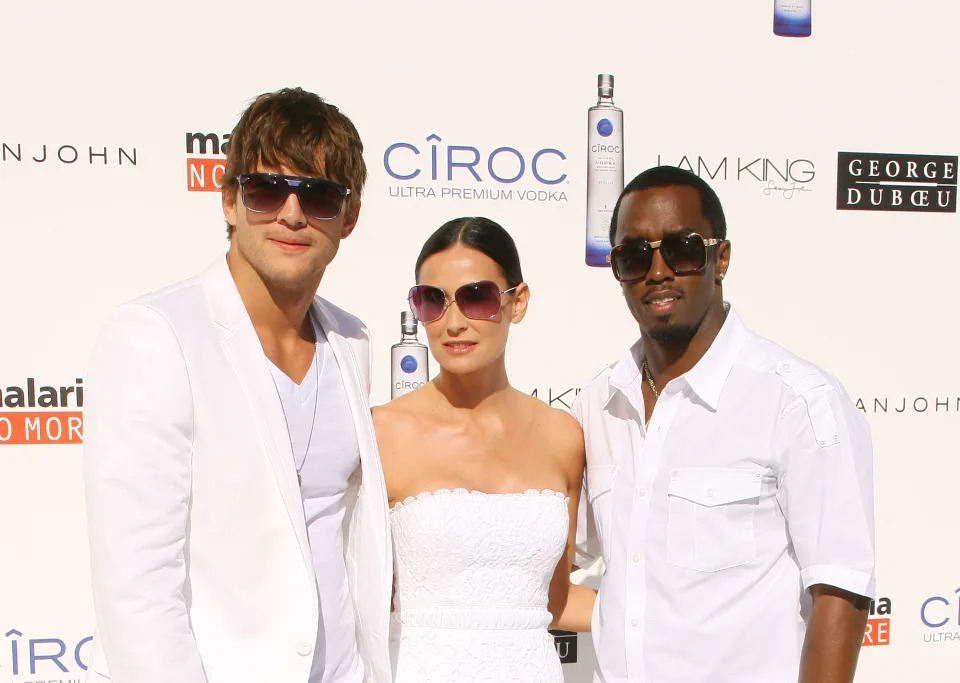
[267,329,363,683]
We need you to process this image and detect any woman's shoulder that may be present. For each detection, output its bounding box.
[520,393,582,438]
[372,386,435,435]
[516,392,584,465]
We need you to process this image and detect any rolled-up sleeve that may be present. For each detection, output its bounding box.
[776,384,876,599]
[571,396,601,571]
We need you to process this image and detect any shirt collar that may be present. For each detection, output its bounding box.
[607,304,750,412]
[682,305,749,410]
[609,339,643,396]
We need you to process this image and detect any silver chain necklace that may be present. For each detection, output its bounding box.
[269,316,320,487]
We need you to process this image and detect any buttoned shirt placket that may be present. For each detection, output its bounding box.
[611,370,683,683]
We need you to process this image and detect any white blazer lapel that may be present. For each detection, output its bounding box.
[312,299,383,517]
[313,301,371,448]
[203,257,316,582]
[313,305,391,564]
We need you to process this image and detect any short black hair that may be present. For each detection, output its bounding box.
[415,217,523,287]
[608,166,727,246]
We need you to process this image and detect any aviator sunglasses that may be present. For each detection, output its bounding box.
[610,232,722,283]
[408,280,519,323]
[238,173,351,221]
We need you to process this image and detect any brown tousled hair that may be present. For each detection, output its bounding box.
[221,87,367,237]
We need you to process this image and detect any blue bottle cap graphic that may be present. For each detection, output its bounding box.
[400,355,419,374]
[597,118,614,137]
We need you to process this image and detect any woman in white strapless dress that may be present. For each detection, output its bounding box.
[373,217,595,683]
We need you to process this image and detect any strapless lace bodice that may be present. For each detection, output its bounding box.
[390,488,569,683]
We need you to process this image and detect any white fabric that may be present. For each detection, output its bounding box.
[573,305,876,683]
[268,335,364,683]
[83,254,392,683]
[390,488,568,683]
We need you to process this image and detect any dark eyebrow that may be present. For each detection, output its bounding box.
[618,235,650,247]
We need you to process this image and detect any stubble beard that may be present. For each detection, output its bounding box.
[238,234,325,298]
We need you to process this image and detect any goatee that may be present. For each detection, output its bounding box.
[647,323,697,347]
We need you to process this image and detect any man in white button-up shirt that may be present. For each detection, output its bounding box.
[574,166,875,683]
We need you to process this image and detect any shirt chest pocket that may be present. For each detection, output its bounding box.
[667,467,763,572]
[587,465,619,560]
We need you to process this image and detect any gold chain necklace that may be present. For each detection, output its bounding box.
[642,360,660,399]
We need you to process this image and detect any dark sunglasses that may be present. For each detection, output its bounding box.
[610,232,722,283]
[408,280,519,323]
[237,173,350,221]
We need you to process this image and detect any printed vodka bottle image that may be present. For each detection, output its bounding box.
[773,0,811,37]
[391,311,429,399]
[586,73,624,267]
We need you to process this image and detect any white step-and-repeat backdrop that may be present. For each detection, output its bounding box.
[1,1,958,681]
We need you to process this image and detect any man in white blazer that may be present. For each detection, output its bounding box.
[83,88,392,683]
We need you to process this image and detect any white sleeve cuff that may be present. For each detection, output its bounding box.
[801,564,876,600]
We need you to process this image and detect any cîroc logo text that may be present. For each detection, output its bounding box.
[186,131,231,192]
[921,587,960,644]
[4,627,92,677]
[384,133,568,204]
[837,152,957,213]
[0,378,83,445]
[656,154,815,199]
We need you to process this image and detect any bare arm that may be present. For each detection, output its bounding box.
[371,402,415,506]
[548,476,596,632]
[799,584,870,683]
[547,415,596,632]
